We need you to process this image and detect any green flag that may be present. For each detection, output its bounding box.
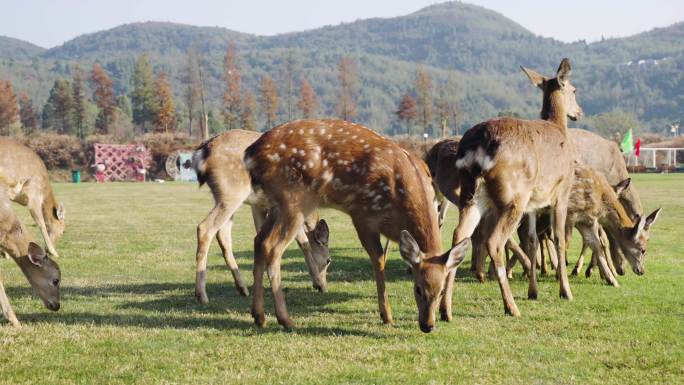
[621,129,633,153]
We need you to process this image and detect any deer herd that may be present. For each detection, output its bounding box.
[0,58,662,332]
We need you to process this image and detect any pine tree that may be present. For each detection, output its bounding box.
[0,80,19,135]
[18,93,38,135]
[259,75,279,129]
[415,65,433,135]
[154,72,175,133]
[184,49,201,136]
[131,54,157,132]
[283,49,298,121]
[336,56,357,121]
[91,63,117,134]
[222,43,241,130]
[47,79,73,134]
[71,65,86,139]
[240,90,257,131]
[297,78,318,119]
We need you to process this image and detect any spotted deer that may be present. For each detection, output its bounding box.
[1,186,61,327]
[445,58,581,316]
[569,128,643,276]
[192,129,331,302]
[0,138,65,257]
[565,166,660,284]
[244,119,469,332]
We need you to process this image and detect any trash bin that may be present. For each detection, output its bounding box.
[71,170,81,183]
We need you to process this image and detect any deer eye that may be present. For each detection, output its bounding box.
[52,278,60,286]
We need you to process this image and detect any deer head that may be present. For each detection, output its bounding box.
[616,208,662,275]
[521,58,583,125]
[17,242,61,311]
[400,230,469,333]
[301,217,331,292]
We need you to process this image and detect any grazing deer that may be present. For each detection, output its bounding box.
[566,166,660,283]
[244,119,469,332]
[0,138,65,257]
[192,130,331,303]
[0,187,61,327]
[570,128,643,276]
[446,58,581,316]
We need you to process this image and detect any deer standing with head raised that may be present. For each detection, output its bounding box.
[443,58,582,316]
[244,119,469,332]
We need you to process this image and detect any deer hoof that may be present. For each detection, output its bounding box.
[195,291,209,304]
[237,286,250,297]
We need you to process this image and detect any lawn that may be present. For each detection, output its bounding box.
[1,174,682,384]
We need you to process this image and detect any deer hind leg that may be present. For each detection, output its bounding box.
[216,219,249,297]
[607,231,626,276]
[592,223,619,287]
[27,199,58,258]
[521,213,541,300]
[0,270,20,327]
[195,199,241,304]
[252,207,303,330]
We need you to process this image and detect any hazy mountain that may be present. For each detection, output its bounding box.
[0,1,681,134]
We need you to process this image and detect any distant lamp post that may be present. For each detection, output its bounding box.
[671,123,680,137]
[423,133,429,141]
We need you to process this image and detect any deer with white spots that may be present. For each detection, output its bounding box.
[447,58,582,316]
[192,129,331,303]
[244,119,469,332]
[1,186,61,327]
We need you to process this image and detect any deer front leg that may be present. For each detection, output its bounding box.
[0,271,20,327]
[522,213,540,300]
[572,241,588,276]
[354,223,392,324]
[554,203,573,300]
[28,201,59,257]
[216,220,249,297]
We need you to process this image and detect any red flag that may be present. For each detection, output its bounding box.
[634,138,641,157]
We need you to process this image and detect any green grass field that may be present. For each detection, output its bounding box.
[1,174,682,384]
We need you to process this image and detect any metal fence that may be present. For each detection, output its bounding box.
[625,147,684,172]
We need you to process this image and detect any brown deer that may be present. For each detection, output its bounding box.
[192,129,331,303]
[1,186,61,327]
[244,119,469,332]
[0,138,65,257]
[444,58,581,316]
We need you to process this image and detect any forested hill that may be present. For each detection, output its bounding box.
[0,1,682,134]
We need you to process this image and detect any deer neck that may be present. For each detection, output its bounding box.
[541,89,567,129]
[602,191,635,230]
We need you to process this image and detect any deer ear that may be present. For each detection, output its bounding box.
[54,203,65,221]
[613,178,631,196]
[631,215,646,240]
[556,58,572,87]
[443,238,470,271]
[314,219,329,245]
[399,230,421,267]
[644,208,661,230]
[520,66,546,89]
[27,242,47,266]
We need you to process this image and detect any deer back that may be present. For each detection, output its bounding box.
[245,119,441,254]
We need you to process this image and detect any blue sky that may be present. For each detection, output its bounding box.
[2,0,683,48]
